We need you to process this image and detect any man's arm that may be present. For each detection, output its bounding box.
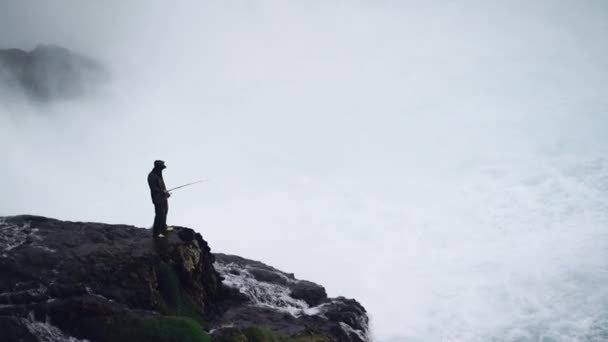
[148,174,165,195]
[160,177,170,198]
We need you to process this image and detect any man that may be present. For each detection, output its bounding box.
[148,160,173,238]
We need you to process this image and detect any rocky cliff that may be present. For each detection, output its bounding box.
[0,215,369,342]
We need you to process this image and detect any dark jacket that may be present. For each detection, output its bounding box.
[148,168,168,205]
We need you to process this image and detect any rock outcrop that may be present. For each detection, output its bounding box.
[0,215,369,342]
[212,254,368,341]
[0,45,107,101]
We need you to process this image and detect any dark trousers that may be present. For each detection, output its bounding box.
[153,201,168,237]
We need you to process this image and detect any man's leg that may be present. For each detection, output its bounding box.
[153,204,165,237]
[164,202,174,233]
[159,201,168,235]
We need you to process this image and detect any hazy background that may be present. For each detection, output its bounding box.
[2,1,608,341]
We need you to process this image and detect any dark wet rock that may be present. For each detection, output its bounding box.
[248,266,291,285]
[0,317,39,342]
[177,227,196,241]
[215,253,328,306]
[324,297,369,333]
[0,215,369,342]
[0,44,108,101]
[213,253,368,342]
[0,215,221,341]
[290,280,328,307]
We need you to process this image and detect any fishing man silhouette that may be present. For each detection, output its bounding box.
[148,160,173,238]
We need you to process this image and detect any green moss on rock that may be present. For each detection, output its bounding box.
[286,336,330,342]
[157,262,204,325]
[242,326,281,342]
[215,326,329,342]
[107,315,210,342]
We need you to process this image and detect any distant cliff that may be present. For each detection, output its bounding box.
[0,45,107,101]
[0,215,369,342]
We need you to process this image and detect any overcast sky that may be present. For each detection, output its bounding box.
[2,1,608,341]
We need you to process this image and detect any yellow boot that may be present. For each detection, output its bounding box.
[166,226,174,232]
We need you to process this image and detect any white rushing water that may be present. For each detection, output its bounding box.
[215,259,369,340]
[23,313,88,342]
[1,1,608,341]
[215,261,315,316]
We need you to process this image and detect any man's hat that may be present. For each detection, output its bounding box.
[154,160,166,169]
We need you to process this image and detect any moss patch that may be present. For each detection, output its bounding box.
[218,326,329,342]
[156,262,204,325]
[286,336,330,342]
[242,326,281,342]
[107,315,211,342]
[75,263,211,342]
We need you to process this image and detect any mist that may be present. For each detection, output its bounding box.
[2,1,608,340]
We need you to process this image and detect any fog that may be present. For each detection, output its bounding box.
[2,1,608,340]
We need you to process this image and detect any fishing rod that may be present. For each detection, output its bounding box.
[167,179,209,193]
